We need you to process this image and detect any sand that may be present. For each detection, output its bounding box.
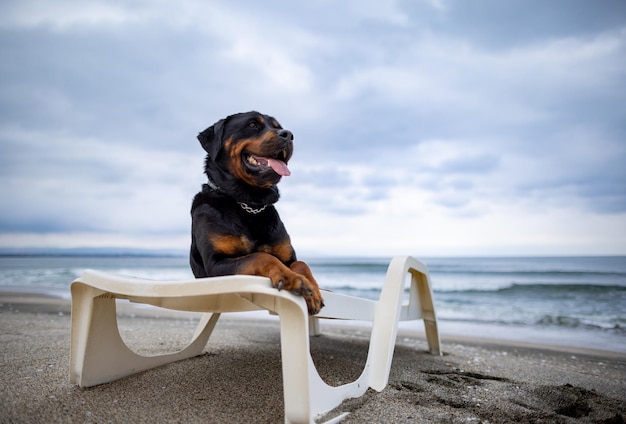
[1,292,625,423]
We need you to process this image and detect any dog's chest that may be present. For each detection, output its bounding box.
[209,231,290,261]
[208,210,291,260]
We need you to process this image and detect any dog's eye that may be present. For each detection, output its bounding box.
[247,121,259,130]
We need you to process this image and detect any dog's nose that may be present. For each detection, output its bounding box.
[278,129,293,142]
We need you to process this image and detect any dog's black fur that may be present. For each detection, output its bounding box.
[190,111,324,314]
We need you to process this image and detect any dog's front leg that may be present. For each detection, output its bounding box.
[233,253,324,314]
[290,261,325,314]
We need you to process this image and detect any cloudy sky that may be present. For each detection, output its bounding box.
[1,0,625,257]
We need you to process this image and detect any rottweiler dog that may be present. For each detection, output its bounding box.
[190,111,324,315]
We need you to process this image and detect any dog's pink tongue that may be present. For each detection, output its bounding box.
[268,158,291,176]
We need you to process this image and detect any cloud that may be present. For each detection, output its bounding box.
[0,128,199,236]
[0,0,137,29]
[0,0,625,255]
[425,0,626,49]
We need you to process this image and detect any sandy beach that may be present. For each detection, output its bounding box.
[1,291,624,423]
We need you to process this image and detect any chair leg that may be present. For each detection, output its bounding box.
[308,316,321,336]
[411,266,442,355]
[275,296,371,424]
[367,256,443,391]
[277,256,442,422]
[366,257,406,391]
[70,283,219,387]
[278,297,314,423]
[193,312,222,340]
[398,257,442,355]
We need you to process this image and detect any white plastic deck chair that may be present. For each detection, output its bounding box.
[69,255,441,424]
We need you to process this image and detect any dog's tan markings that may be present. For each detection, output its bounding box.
[256,240,293,263]
[209,234,253,256]
[269,239,295,263]
[229,135,278,187]
[270,119,280,128]
[228,137,258,186]
[223,135,245,180]
[223,136,234,152]
[290,260,316,282]
[235,253,287,280]
[257,130,279,150]
[258,245,272,254]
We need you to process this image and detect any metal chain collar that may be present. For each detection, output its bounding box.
[206,177,268,215]
[238,202,268,214]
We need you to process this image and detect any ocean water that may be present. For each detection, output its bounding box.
[0,255,624,353]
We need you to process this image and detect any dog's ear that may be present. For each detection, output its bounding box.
[197,118,226,159]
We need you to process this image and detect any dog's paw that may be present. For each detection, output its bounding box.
[303,286,325,315]
[270,270,324,315]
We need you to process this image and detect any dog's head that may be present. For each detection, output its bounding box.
[198,111,294,191]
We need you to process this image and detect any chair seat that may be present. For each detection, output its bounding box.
[69,256,441,424]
